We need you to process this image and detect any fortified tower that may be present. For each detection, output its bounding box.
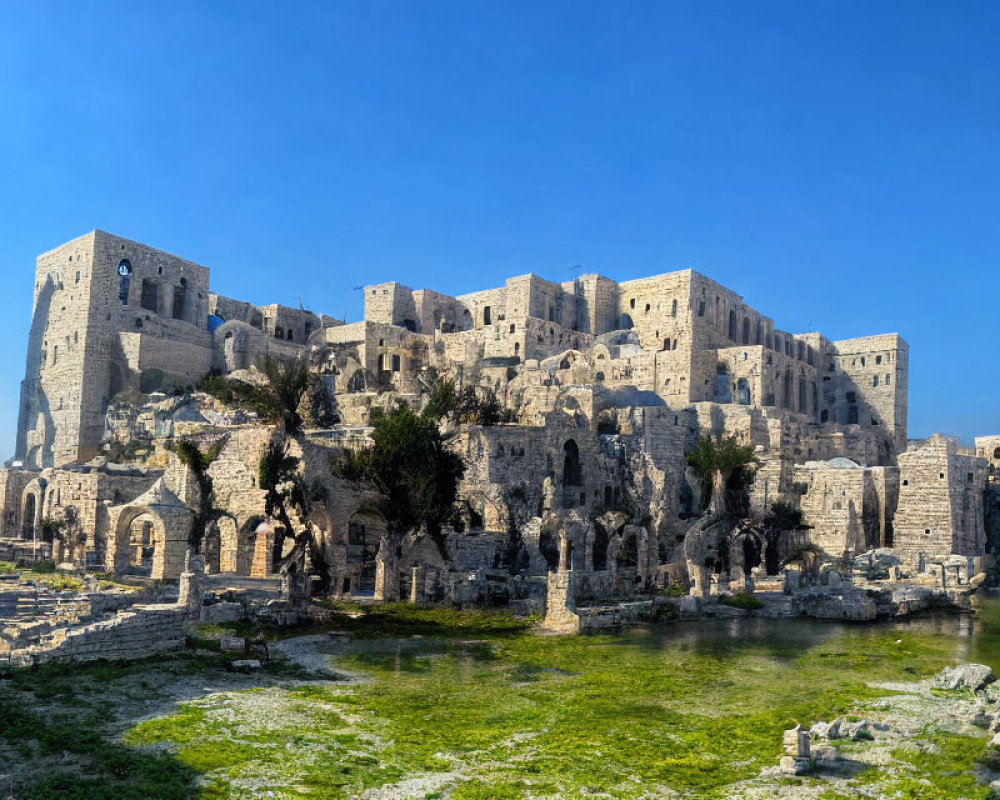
[16,231,213,468]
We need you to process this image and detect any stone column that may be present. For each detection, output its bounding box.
[178,550,204,617]
[409,565,424,603]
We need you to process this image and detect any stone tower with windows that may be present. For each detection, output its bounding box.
[16,230,213,468]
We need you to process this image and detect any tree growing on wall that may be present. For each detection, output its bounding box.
[39,517,64,544]
[258,438,332,591]
[170,438,227,552]
[331,402,465,554]
[760,500,806,574]
[306,375,339,428]
[421,377,515,427]
[259,355,311,435]
[686,435,757,516]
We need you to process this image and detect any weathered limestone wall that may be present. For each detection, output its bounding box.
[8,602,190,667]
[795,461,899,558]
[894,436,988,563]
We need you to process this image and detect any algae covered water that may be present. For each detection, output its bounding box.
[8,601,1000,799]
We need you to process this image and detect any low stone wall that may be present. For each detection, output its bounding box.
[8,602,191,667]
[576,600,655,630]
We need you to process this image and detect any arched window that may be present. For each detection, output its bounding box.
[782,371,793,409]
[671,299,678,317]
[728,310,738,340]
[741,317,750,344]
[755,320,762,345]
[563,440,583,486]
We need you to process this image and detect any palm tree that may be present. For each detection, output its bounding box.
[686,435,757,516]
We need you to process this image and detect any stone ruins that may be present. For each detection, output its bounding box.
[2,229,998,652]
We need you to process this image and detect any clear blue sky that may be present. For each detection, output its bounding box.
[0,1,997,457]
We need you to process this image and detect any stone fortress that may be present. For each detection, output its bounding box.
[2,229,998,626]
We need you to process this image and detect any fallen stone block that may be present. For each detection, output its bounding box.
[231,659,262,670]
[934,664,995,692]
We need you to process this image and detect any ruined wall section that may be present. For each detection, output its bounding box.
[794,462,899,558]
[894,436,988,562]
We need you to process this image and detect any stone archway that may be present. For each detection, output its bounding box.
[110,505,168,577]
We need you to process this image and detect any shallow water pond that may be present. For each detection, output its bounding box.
[6,600,1000,799]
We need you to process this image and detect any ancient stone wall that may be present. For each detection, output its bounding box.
[894,435,988,563]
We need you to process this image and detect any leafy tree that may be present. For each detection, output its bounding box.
[258,439,331,589]
[456,385,515,426]
[170,438,227,552]
[39,518,64,544]
[306,375,339,428]
[331,402,465,553]
[760,500,806,574]
[422,377,458,422]
[259,355,311,434]
[686,435,757,516]
[765,500,803,531]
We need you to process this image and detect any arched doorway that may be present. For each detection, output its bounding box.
[563,440,583,508]
[110,507,167,576]
[593,522,610,570]
[346,509,387,595]
[21,492,37,540]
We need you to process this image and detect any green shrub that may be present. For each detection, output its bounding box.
[660,583,687,597]
[719,592,764,610]
[32,559,56,574]
[197,373,283,423]
[0,560,16,573]
[651,602,679,623]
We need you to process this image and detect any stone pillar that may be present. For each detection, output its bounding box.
[558,529,570,572]
[374,536,399,601]
[409,565,424,603]
[178,550,204,617]
[779,724,811,775]
[687,559,708,598]
[541,570,581,634]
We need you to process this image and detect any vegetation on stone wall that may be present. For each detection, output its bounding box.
[258,355,311,434]
[196,373,283,423]
[331,400,465,554]
[686,434,758,515]
[422,378,515,426]
[305,375,339,428]
[495,485,532,573]
[257,439,331,588]
[169,438,227,552]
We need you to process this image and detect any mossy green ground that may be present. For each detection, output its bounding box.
[4,602,1000,798]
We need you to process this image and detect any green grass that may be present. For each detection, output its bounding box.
[125,606,995,798]
[5,603,1000,799]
